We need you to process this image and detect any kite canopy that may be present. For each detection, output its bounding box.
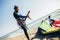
[53,20,60,27]
[39,21,60,34]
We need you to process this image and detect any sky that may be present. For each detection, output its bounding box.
[0,0,60,37]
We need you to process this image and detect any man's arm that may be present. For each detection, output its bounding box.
[19,15,27,18]
[19,10,32,20]
[27,10,32,20]
[50,19,54,21]
[19,10,30,18]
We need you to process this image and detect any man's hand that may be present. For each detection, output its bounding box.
[27,10,30,16]
[27,10,32,20]
[28,10,30,14]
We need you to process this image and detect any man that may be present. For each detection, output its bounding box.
[45,15,54,26]
[13,6,31,40]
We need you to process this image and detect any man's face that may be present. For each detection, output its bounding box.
[15,7,19,12]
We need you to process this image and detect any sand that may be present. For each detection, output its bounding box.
[7,28,37,40]
[6,28,59,40]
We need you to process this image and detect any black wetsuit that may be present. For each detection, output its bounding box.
[13,12,30,40]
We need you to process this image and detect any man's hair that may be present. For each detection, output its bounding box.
[48,15,51,18]
[14,5,18,10]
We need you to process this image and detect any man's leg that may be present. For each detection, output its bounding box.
[21,25,30,40]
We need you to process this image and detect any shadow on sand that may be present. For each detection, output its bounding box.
[31,27,60,40]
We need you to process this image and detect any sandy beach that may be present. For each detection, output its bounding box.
[7,28,37,40]
[6,28,59,40]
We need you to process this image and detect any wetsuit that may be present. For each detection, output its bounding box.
[13,12,30,40]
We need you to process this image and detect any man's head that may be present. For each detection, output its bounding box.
[48,15,51,18]
[14,5,19,12]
